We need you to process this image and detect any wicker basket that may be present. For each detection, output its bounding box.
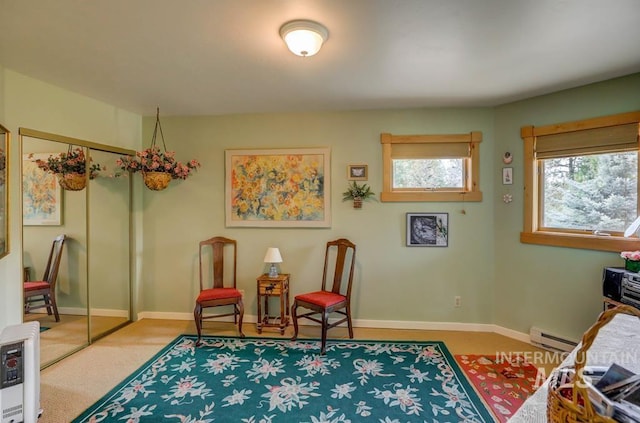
[547,304,640,423]
[143,171,171,191]
[57,172,86,191]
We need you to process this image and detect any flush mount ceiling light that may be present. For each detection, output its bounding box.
[279,19,329,57]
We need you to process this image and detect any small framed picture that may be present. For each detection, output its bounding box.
[347,164,368,181]
[406,213,448,247]
[502,167,513,185]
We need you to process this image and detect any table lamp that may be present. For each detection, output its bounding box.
[624,215,640,237]
[263,247,283,278]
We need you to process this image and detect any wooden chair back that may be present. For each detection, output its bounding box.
[321,238,356,298]
[42,234,66,287]
[199,236,237,291]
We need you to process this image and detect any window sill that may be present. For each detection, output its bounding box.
[381,191,482,202]
[520,231,640,252]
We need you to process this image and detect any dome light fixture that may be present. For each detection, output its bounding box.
[279,19,329,57]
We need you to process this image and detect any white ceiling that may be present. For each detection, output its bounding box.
[1,0,639,117]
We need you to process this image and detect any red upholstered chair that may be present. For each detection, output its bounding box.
[24,234,66,322]
[193,236,245,345]
[291,238,356,354]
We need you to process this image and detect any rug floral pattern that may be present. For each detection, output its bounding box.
[74,336,494,422]
[455,354,540,422]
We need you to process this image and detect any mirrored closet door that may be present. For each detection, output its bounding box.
[20,128,134,368]
[88,149,131,340]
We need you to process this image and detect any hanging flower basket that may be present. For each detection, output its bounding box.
[30,146,102,191]
[56,172,87,191]
[116,108,201,191]
[143,171,172,191]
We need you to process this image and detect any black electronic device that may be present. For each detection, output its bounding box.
[621,272,640,309]
[603,267,626,301]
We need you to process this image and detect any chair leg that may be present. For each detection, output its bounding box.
[44,295,53,316]
[236,299,245,338]
[194,303,203,346]
[320,310,329,355]
[346,305,353,339]
[50,295,60,322]
[291,300,299,341]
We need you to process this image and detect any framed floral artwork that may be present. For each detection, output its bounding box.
[406,212,448,247]
[225,148,331,227]
[23,153,63,225]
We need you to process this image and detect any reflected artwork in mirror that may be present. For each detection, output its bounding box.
[20,128,135,369]
[0,124,9,259]
[22,135,89,368]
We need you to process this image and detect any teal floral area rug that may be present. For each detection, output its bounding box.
[73,335,495,423]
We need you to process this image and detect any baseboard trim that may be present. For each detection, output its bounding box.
[491,324,531,344]
[135,311,530,343]
[49,307,129,317]
[353,318,495,332]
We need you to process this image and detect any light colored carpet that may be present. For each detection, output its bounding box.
[38,319,561,422]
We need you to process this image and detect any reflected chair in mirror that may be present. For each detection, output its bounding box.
[23,234,67,322]
[193,236,245,346]
[291,238,357,354]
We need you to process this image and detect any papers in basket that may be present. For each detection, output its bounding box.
[553,364,640,421]
[590,363,640,421]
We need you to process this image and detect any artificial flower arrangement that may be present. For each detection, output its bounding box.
[115,146,201,190]
[621,251,640,261]
[30,147,103,191]
[621,250,640,272]
[342,181,376,208]
[115,107,202,191]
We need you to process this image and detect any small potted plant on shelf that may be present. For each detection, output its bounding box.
[621,250,640,272]
[30,147,103,191]
[342,181,376,209]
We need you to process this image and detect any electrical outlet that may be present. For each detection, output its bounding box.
[454,296,461,307]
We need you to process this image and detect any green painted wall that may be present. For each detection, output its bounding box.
[493,73,640,341]
[139,109,496,325]
[1,67,639,343]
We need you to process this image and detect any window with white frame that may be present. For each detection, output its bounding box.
[521,111,640,252]
[380,132,482,202]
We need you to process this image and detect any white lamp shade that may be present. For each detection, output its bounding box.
[263,247,283,263]
[625,215,640,237]
[280,20,328,57]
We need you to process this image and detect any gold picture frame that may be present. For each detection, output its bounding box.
[347,164,368,181]
[225,147,331,227]
[0,124,8,259]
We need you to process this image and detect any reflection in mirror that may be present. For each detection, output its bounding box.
[22,136,89,368]
[88,149,131,340]
[0,124,9,260]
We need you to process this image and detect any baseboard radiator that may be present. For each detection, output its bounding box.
[529,326,578,352]
[0,321,40,423]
